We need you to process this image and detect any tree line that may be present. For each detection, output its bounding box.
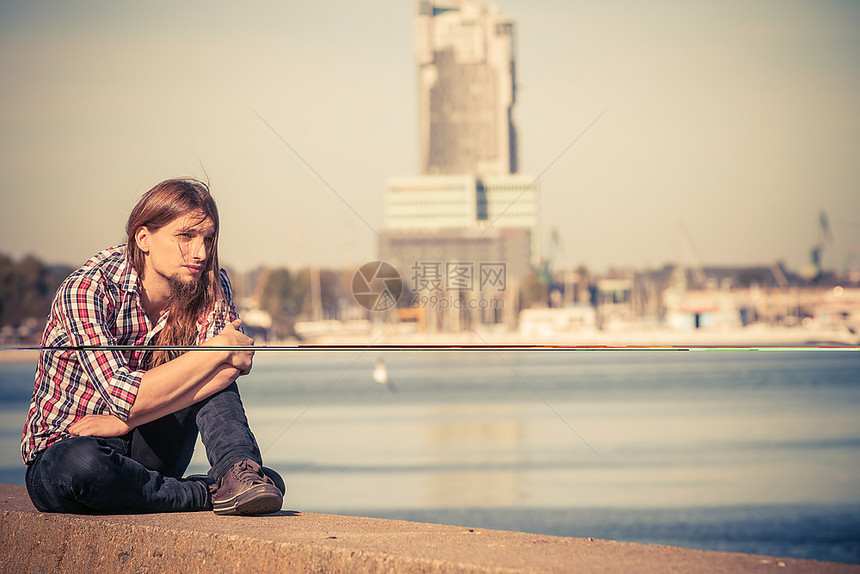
[0,253,73,332]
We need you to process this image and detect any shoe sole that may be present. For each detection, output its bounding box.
[213,484,283,516]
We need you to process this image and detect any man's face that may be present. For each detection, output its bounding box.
[139,211,216,287]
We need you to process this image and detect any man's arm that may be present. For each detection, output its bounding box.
[130,319,253,417]
[69,319,253,437]
[69,362,241,437]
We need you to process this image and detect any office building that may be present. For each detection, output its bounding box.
[380,0,540,302]
[415,0,518,176]
[384,174,540,265]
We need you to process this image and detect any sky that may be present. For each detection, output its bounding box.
[1,0,859,275]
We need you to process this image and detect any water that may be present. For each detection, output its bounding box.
[1,350,859,563]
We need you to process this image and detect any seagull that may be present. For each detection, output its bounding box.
[373,357,395,392]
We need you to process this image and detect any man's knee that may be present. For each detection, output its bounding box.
[45,436,117,478]
[26,437,120,512]
[197,381,249,423]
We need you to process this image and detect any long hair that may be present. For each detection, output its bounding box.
[126,178,222,367]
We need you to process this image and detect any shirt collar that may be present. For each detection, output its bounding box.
[110,244,140,295]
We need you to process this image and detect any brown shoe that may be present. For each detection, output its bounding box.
[212,459,283,516]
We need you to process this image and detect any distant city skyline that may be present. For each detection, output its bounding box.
[1,1,858,275]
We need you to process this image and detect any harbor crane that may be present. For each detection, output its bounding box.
[803,211,832,282]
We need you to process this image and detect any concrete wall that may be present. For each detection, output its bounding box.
[1,485,855,573]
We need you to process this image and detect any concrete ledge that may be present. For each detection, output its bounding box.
[1,485,857,573]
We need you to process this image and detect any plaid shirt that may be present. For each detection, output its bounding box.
[21,245,240,463]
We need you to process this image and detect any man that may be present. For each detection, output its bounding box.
[21,178,284,515]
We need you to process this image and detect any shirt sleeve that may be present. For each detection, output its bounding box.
[56,272,144,420]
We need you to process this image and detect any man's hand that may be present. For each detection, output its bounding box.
[69,414,132,438]
[203,319,255,375]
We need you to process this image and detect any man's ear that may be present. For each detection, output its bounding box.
[135,226,151,254]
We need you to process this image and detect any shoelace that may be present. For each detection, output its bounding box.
[232,460,265,486]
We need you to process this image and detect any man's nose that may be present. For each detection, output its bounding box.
[191,238,207,261]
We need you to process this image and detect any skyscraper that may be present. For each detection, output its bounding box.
[383,0,540,271]
[415,0,518,176]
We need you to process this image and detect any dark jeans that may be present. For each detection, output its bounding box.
[25,382,262,514]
